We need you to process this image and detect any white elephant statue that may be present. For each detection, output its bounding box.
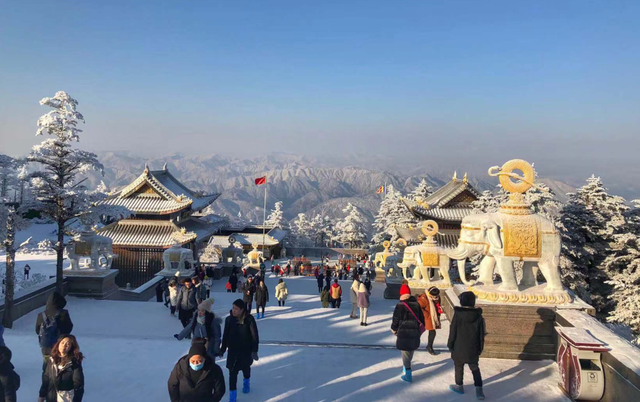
[411,250,452,286]
[447,212,562,292]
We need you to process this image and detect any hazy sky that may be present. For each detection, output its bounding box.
[1,0,639,191]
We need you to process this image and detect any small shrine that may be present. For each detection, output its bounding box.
[158,241,197,278]
[66,231,114,270]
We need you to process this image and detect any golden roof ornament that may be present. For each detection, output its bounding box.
[144,163,149,175]
[452,171,458,182]
[463,172,468,184]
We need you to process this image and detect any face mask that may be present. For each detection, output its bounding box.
[190,362,205,371]
[197,316,206,325]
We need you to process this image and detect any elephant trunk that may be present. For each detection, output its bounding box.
[447,245,475,286]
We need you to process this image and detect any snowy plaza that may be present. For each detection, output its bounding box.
[2,260,569,401]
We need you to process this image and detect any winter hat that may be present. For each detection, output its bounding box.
[198,298,215,312]
[428,286,440,297]
[233,299,246,311]
[400,284,411,296]
[188,342,207,359]
[459,291,476,307]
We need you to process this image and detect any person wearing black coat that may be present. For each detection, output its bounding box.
[168,342,225,402]
[0,347,19,402]
[254,281,269,319]
[39,335,84,402]
[219,299,259,402]
[177,279,198,329]
[241,277,256,313]
[229,272,238,293]
[316,273,324,294]
[447,291,486,400]
[390,284,424,383]
[35,292,74,362]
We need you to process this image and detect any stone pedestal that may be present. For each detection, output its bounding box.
[155,269,195,282]
[442,284,592,361]
[374,268,386,283]
[64,269,119,299]
[384,281,402,299]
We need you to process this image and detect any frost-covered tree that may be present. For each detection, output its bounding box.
[317,216,335,247]
[0,155,22,199]
[265,201,285,229]
[408,179,433,202]
[333,203,367,248]
[291,213,314,247]
[372,185,416,246]
[604,199,640,343]
[558,176,628,309]
[27,91,129,292]
[0,155,30,328]
[471,186,509,214]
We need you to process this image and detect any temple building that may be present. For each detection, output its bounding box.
[98,164,225,287]
[397,172,481,248]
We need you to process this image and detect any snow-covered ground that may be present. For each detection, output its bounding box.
[4,265,569,401]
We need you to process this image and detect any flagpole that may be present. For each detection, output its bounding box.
[262,174,267,258]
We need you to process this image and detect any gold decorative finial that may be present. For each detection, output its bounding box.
[144,163,149,174]
[463,172,468,184]
[452,171,458,182]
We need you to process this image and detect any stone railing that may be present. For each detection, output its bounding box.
[0,278,69,323]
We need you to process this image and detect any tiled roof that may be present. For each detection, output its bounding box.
[104,167,220,215]
[97,220,196,248]
[411,206,473,222]
[209,228,287,248]
[422,180,481,208]
[177,217,226,242]
[396,227,460,249]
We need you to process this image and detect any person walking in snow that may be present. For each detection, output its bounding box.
[177,279,198,330]
[320,285,331,308]
[417,286,443,355]
[357,280,371,326]
[324,271,331,289]
[174,298,222,361]
[193,277,207,305]
[275,279,288,306]
[39,335,84,402]
[35,292,74,368]
[254,280,269,319]
[448,291,486,400]
[168,280,179,316]
[219,300,259,402]
[204,274,213,299]
[0,346,20,401]
[241,276,256,314]
[316,272,324,294]
[330,279,342,308]
[23,264,31,280]
[168,342,226,402]
[349,279,360,319]
[391,284,424,383]
[229,271,238,293]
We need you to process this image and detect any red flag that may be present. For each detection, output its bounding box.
[254,176,266,186]
[376,185,384,194]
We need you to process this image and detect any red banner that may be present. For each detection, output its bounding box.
[255,176,266,186]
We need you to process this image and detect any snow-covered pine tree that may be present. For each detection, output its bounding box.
[27,91,128,292]
[471,185,509,214]
[333,203,367,248]
[408,179,433,202]
[265,201,285,229]
[604,199,640,343]
[558,175,627,309]
[0,155,30,328]
[372,186,416,246]
[291,213,314,247]
[318,216,335,247]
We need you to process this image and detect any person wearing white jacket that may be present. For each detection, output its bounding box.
[349,279,360,319]
[275,279,288,306]
[168,280,179,316]
[357,282,371,326]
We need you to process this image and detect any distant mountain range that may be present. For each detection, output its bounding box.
[85,152,574,230]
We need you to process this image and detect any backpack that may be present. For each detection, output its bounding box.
[38,311,60,348]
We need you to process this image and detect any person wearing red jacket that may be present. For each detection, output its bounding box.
[330,279,342,308]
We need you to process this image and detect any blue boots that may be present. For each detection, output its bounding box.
[243,378,251,393]
[229,390,237,402]
[256,313,265,319]
[401,367,412,383]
